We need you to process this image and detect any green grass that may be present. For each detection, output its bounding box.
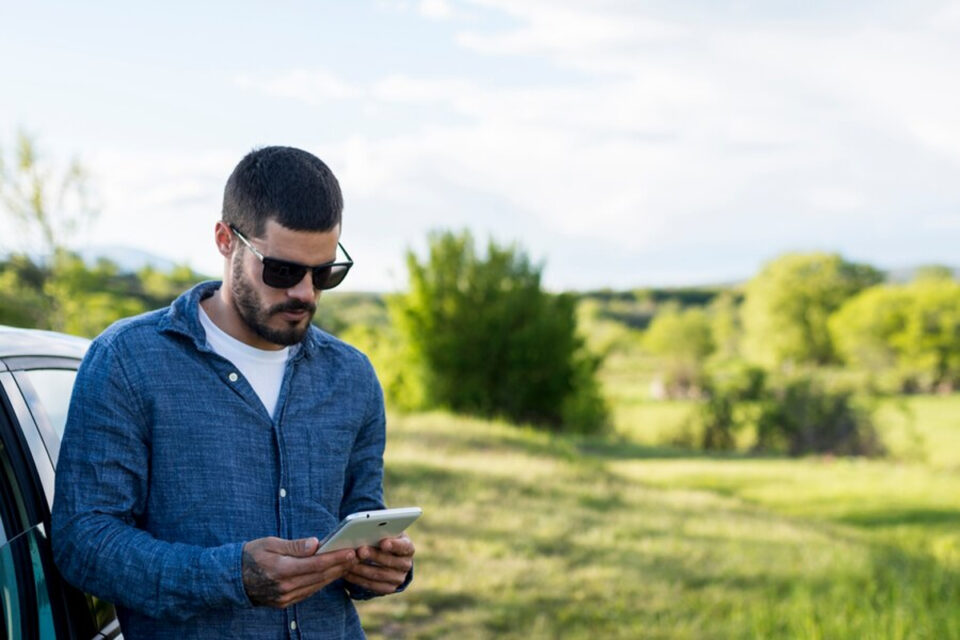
[356,395,960,639]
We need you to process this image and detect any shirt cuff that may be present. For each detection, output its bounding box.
[213,541,255,609]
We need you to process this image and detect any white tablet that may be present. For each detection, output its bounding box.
[316,507,422,554]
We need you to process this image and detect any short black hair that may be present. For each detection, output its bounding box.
[222,146,343,237]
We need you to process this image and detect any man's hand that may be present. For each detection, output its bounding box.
[242,536,358,608]
[344,533,416,594]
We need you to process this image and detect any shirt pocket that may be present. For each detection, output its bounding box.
[306,427,355,514]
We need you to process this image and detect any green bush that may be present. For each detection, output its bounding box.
[642,303,714,398]
[754,374,884,457]
[339,322,428,413]
[691,361,767,451]
[390,230,608,433]
[690,364,883,457]
[831,278,960,393]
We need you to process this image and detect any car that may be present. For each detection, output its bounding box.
[0,324,121,639]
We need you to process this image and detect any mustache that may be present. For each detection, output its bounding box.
[269,301,316,315]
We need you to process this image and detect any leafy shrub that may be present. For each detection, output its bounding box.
[339,322,428,413]
[691,361,767,451]
[754,374,883,457]
[390,230,608,433]
[643,303,714,398]
[691,364,883,457]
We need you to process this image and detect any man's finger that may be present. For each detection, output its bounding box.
[357,549,413,573]
[356,543,414,571]
[347,562,408,586]
[278,548,357,578]
[344,572,401,595]
[279,558,358,597]
[278,536,320,557]
[275,565,351,608]
[380,534,415,556]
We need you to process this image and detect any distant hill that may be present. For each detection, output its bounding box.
[78,245,185,274]
[575,286,739,330]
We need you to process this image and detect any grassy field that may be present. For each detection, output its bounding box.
[356,394,960,639]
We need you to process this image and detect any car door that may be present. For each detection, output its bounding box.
[0,357,120,639]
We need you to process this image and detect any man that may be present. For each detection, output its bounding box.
[52,146,414,639]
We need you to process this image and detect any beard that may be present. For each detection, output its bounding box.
[230,257,316,346]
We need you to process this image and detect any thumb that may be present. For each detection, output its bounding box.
[283,537,319,557]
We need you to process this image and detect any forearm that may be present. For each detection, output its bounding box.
[52,510,249,621]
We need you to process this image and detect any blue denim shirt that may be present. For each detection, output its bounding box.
[52,281,409,639]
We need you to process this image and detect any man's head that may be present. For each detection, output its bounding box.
[222,145,342,236]
[215,147,345,349]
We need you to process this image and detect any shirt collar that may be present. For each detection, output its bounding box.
[157,280,327,358]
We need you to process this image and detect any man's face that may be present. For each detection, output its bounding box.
[230,218,341,347]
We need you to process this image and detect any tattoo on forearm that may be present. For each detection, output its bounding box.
[242,549,282,606]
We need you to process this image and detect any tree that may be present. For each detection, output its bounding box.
[912,265,955,282]
[390,230,607,433]
[41,253,147,335]
[0,256,51,327]
[829,285,908,372]
[831,280,960,392]
[0,130,97,257]
[741,252,882,368]
[0,131,203,336]
[708,290,743,360]
[642,303,714,397]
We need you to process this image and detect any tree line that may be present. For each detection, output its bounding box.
[4,132,957,447]
[642,253,960,397]
[637,253,959,455]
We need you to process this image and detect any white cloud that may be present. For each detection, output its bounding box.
[44,1,960,289]
[418,0,454,20]
[806,187,866,213]
[83,149,239,276]
[456,0,685,60]
[922,213,960,230]
[235,69,360,105]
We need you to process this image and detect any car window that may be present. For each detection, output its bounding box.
[19,369,77,442]
[5,371,119,637]
[0,526,59,639]
[0,441,57,638]
[0,533,24,639]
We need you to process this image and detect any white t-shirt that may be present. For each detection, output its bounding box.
[198,304,291,419]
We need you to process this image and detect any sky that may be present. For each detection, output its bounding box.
[1,0,959,292]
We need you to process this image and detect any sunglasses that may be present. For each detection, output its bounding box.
[230,225,354,290]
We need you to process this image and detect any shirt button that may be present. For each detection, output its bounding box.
[279,488,287,498]
[290,621,297,630]
[228,372,238,382]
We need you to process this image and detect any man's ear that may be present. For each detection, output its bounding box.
[214,221,234,258]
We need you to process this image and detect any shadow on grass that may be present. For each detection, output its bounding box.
[838,508,960,528]
[380,454,960,637]
[473,534,960,639]
[574,436,768,462]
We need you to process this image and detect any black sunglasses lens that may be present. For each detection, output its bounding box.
[313,265,349,290]
[262,258,308,288]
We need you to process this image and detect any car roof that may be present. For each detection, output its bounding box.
[0,325,90,360]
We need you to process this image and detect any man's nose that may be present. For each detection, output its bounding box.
[287,271,317,302]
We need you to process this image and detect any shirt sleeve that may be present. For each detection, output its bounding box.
[339,355,387,518]
[339,355,414,600]
[51,338,252,622]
